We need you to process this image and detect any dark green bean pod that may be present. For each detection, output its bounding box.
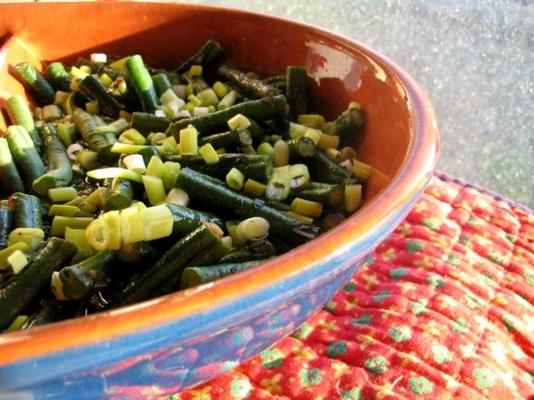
[181,260,264,289]
[9,192,43,230]
[107,177,134,210]
[167,203,223,237]
[56,251,116,300]
[286,66,308,120]
[130,112,170,135]
[334,103,365,141]
[13,62,55,105]
[292,181,345,209]
[127,55,159,113]
[165,153,273,183]
[0,237,77,329]
[6,125,46,190]
[175,39,225,74]
[305,151,356,185]
[0,200,12,249]
[166,95,287,137]
[32,123,73,196]
[0,138,25,195]
[79,75,124,118]
[220,240,276,263]
[199,129,252,150]
[152,73,173,97]
[287,136,317,159]
[110,225,222,307]
[45,62,72,91]
[176,168,319,245]
[73,110,118,165]
[218,65,281,99]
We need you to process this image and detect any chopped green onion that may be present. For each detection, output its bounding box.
[149,132,167,146]
[8,250,28,274]
[51,216,93,237]
[141,204,173,241]
[344,184,362,212]
[146,155,165,178]
[99,73,113,87]
[189,65,203,77]
[297,114,325,129]
[273,139,289,167]
[42,104,63,121]
[76,149,100,170]
[6,315,28,332]
[48,187,77,203]
[87,167,143,183]
[142,175,166,205]
[160,88,181,105]
[243,178,266,197]
[7,228,45,251]
[119,128,146,145]
[257,142,275,158]
[179,125,198,155]
[123,154,146,174]
[193,107,209,116]
[188,94,202,107]
[166,188,189,206]
[265,166,291,201]
[226,167,245,190]
[285,211,314,225]
[289,122,307,139]
[49,204,90,217]
[111,143,151,154]
[236,217,270,242]
[212,81,229,98]
[198,143,220,165]
[289,164,310,189]
[290,197,323,218]
[227,113,251,131]
[65,227,95,254]
[161,161,181,191]
[218,90,237,110]
[197,88,219,107]
[0,243,30,270]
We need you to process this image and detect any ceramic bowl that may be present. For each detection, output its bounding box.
[0,2,438,399]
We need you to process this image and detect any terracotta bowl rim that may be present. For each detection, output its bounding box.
[0,2,439,366]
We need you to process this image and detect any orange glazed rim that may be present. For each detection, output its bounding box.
[0,3,439,366]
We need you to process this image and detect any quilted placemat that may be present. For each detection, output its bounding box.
[167,173,533,399]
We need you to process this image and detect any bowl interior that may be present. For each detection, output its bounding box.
[0,2,412,200]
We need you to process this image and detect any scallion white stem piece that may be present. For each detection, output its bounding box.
[236,217,270,242]
[166,188,189,207]
[87,167,143,183]
[90,53,107,63]
[67,143,84,160]
[123,154,146,174]
[227,113,251,131]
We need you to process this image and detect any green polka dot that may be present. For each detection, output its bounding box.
[473,368,496,388]
[464,294,483,309]
[410,300,427,315]
[406,239,425,253]
[365,256,375,265]
[327,340,347,357]
[488,251,506,265]
[390,267,408,279]
[423,217,441,231]
[427,274,445,289]
[503,316,517,332]
[460,234,472,247]
[353,314,372,326]
[467,216,483,227]
[452,317,468,333]
[230,377,251,398]
[299,368,322,387]
[524,269,534,285]
[372,290,390,302]
[389,326,412,342]
[432,345,452,363]
[341,388,362,400]
[364,356,388,375]
[344,281,357,292]
[409,376,434,395]
[446,254,461,266]
[261,348,283,368]
[292,323,313,339]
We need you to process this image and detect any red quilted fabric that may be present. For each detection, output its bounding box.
[172,175,533,400]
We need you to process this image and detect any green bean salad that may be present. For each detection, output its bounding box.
[0,40,369,332]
